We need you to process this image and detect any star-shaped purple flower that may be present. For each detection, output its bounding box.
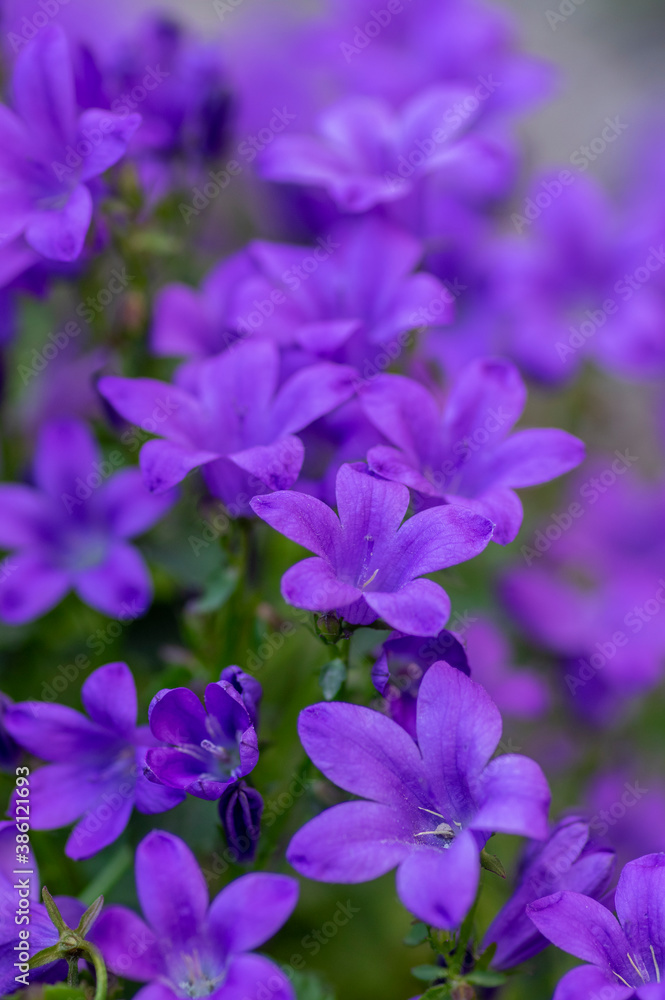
[4,662,184,860]
[0,418,174,624]
[145,673,260,801]
[251,463,494,636]
[360,357,585,543]
[99,339,356,515]
[0,26,140,261]
[260,86,479,212]
[528,853,665,999]
[484,816,615,971]
[92,830,298,1000]
[287,660,550,929]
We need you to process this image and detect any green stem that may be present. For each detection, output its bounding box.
[87,942,108,1000]
[66,956,79,988]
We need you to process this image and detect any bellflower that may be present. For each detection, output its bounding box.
[251,463,494,636]
[145,672,260,800]
[371,629,469,741]
[260,86,481,213]
[0,26,140,261]
[99,339,356,515]
[0,418,174,624]
[528,853,665,1000]
[288,660,550,928]
[360,357,585,544]
[464,617,549,718]
[484,816,615,970]
[92,830,298,1000]
[3,662,184,859]
[586,770,665,870]
[151,218,447,367]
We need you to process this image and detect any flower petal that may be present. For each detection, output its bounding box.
[77,109,142,182]
[230,437,304,492]
[442,357,526,448]
[148,687,208,746]
[615,853,665,984]
[388,504,494,582]
[249,492,339,560]
[281,557,360,613]
[0,552,69,624]
[67,791,134,860]
[4,703,116,761]
[12,763,99,827]
[74,540,152,618]
[527,891,634,979]
[360,374,441,464]
[552,966,633,1000]
[26,184,92,262]
[208,873,298,954]
[135,831,209,951]
[81,662,137,737]
[91,905,164,982]
[140,439,219,493]
[489,429,585,488]
[13,25,76,152]
[0,485,52,548]
[98,468,176,538]
[395,830,480,929]
[221,954,294,1000]
[297,700,426,806]
[270,362,356,435]
[364,578,450,637]
[287,801,413,883]
[471,754,550,839]
[33,418,99,499]
[416,662,501,823]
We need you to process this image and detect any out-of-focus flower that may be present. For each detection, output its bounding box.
[0,26,140,262]
[360,357,585,544]
[99,339,356,515]
[0,418,174,624]
[288,661,550,929]
[4,663,184,859]
[528,853,665,999]
[145,673,259,801]
[464,617,549,718]
[92,830,298,1000]
[251,462,493,636]
[218,781,264,863]
[586,770,665,870]
[483,816,615,970]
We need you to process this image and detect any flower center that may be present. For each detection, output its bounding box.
[414,806,459,848]
[175,950,224,998]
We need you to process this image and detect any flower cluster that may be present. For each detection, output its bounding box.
[0,2,662,1000]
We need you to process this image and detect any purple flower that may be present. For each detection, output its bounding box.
[586,770,665,870]
[0,418,174,624]
[371,629,469,741]
[218,781,264,863]
[528,853,665,999]
[288,660,550,929]
[219,666,262,727]
[251,463,494,637]
[4,662,184,860]
[0,26,140,261]
[151,218,447,367]
[464,617,549,718]
[260,86,481,212]
[92,829,298,1000]
[99,339,356,515]
[360,357,585,544]
[483,816,615,970]
[145,674,260,800]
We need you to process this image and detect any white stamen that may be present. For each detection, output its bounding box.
[612,971,632,988]
[627,953,645,983]
[651,945,661,983]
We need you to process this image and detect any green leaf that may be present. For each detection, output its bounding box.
[289,968,336,999]
[403,921,429,946]
[420,988,452,1000]
[187,566,239,614]
[466,969,507,986]
[43,986,88,1000]
[319,658,347,700]
[41,887,67,934]
[480,847,506,879]
[411,964,448,982]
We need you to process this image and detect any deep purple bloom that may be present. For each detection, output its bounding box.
[145,673,260,801]
[219,666,262,727]
[260,86,482,212]
[0,418,174,624]
[99,339,356,515]
[251,463,494,636]
[0,26,140,261]
[528,853,665,999]
[4,662,184,859]
[92,830,298,1000]
[483,816,615,970]
[288,661,550,928]
[151,218,447,368]
[371,629,469,741]
[360,357,585,544]
[218,781,264,863]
